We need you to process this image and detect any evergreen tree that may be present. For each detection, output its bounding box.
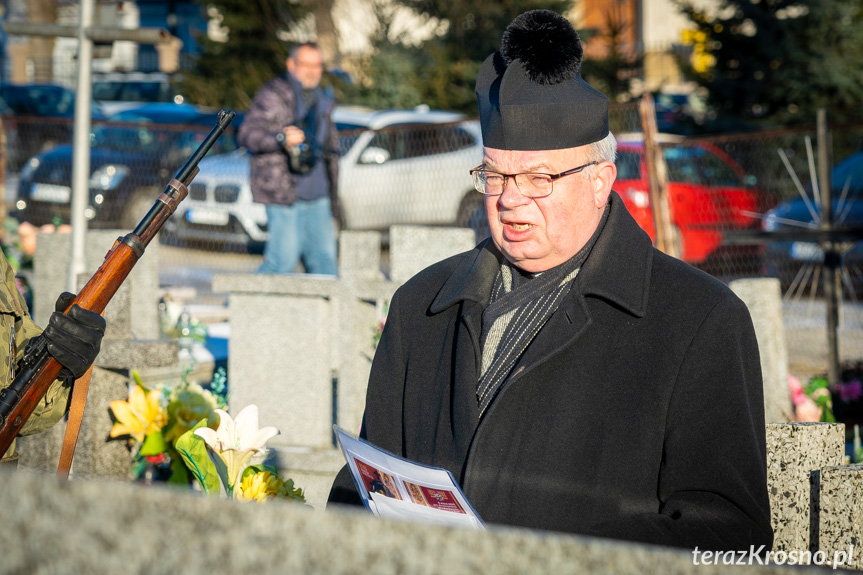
[675,0,863,128]
[182,0,311,110]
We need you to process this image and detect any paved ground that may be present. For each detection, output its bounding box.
[782,299,863,378]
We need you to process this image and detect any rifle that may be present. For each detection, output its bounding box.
[0,109,236,457]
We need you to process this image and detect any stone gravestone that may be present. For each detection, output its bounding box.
[818,463,863,569]
[388,225,475,283]
[730,277,794,423]
[31,230,160,338]
[766,422,845,553]
[335,230,392,437]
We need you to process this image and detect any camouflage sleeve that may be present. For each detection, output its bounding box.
[0,253,71,437]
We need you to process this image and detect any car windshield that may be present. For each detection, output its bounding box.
[90,124,207,155]
[92,81,175,103]
[362,124,476,161]
[663,146,742,187]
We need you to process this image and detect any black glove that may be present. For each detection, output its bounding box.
[42,292,106,380]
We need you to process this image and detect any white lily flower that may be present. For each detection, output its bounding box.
[194,405,280,496]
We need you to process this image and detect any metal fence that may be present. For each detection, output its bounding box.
[3,108,863,379]
[686,121,863,381]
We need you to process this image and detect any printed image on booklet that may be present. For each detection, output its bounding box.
[334,426,484,530]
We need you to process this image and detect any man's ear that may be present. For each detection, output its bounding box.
[286,57,294,74]
[592,161,617,209]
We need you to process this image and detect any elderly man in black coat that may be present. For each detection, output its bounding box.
[329,10,773,551]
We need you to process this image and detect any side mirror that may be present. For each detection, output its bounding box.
[359,146,391,165]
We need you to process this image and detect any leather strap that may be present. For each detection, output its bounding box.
[56,363,95,480]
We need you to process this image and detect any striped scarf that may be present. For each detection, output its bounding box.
[477,208,608,416]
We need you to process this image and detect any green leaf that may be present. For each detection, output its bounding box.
[168,454,191,486]
[175,419,221,495]
[243,463,279,480]
[140,431,167,456]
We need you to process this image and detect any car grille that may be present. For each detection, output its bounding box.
[188,183,207,201]
[214,184,240,203]
[180,213,266,234]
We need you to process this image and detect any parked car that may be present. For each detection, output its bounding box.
[761,150,863,286]
[614,134,762,264]
[165,106,483,248]
[92,72,184,115]
[0,83,106,171]
[14,103,239,229]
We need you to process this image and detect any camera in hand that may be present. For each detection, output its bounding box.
[286,120,321,175]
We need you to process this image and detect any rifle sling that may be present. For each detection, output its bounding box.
[56,363,94,480]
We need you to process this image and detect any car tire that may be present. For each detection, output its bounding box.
[456,192,489,243]
[121,188,157,230]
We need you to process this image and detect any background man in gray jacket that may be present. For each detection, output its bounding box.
[329,10,772,552]
[238,42,340,275]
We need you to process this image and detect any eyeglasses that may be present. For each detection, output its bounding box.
[469,161,599,198]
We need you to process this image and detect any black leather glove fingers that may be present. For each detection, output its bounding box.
[43,298,106,380]
[54,291,76,313]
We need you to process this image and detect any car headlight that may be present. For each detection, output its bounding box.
[762,211,777,232]
[89,165,129,191]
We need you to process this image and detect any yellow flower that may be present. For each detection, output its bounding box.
[109,385,168,443]
[237,471,281,503]
[164,383,219,442]
[237,471,305,503]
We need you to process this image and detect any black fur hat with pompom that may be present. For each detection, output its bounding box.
[476,10,609,151]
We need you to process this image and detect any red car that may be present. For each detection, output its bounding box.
[615,135,760,264]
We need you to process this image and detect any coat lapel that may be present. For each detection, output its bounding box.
[430,240,501,466]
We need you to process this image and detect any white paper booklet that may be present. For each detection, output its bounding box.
[334,426,484,530]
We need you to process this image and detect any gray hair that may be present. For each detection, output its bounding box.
[582,131,617,179]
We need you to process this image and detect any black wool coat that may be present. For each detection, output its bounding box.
[329,192,773,551]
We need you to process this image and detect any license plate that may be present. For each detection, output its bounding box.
[31,183,71,203]
[186,207,229,226]
[790,241,823,261]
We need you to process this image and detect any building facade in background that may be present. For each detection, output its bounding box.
[573,0,713,95]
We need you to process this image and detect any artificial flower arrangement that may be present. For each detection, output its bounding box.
[108,369,304,503]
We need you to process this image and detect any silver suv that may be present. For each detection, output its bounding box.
[165,106,483,249]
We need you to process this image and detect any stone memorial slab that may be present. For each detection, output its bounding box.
[0,469,829,575]
[766,422,845,552]
[338,230,382,280]
[389,225,475,283]
[818,463,863,570]
[730,278,793,423]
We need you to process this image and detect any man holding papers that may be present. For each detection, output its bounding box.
[329,9,772,552]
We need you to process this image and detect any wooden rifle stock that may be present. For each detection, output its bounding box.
[0,110,236,457]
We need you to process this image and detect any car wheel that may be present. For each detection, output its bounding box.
[456,192,489,243]
[121,188,157,230]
